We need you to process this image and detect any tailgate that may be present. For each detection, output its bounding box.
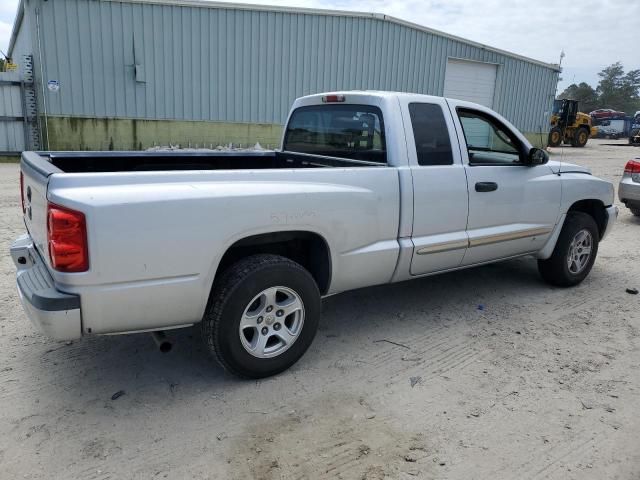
[20,152,63,264]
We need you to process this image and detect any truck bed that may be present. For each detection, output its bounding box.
[42,150,384,173]
[19,147,399,338]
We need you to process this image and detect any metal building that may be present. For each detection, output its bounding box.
[4,0,560,152]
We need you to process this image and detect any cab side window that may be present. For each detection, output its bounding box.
[457,109,523,165]
[409,103,454,166]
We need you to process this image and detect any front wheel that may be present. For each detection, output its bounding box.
[538,212,599,287]
[548,127,563,147]
[201,254,321,378]
[571,127,589,147]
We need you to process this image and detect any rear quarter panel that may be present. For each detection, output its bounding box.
[47,168,400,334]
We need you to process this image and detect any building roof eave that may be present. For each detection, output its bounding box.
[7,0,25,58]
[100,0,561,72]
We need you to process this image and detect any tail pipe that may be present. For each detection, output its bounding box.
[150,331,172,353]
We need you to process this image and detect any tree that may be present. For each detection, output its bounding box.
[0,58,5,72]
[558,62,640,115]
[558,82,599,113]
[596,62,640,114]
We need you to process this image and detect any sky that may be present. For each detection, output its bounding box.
[1,0,638,93]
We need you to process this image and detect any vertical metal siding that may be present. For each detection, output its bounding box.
[31,0,559,132]
[0,71,26,152]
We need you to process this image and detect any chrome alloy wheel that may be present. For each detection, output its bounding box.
[567,229,593,274]
[239,286,305,358]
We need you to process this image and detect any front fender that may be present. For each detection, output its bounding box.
[537,174,615,259]
[559,173,615,211]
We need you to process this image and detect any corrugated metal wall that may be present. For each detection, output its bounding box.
[30,0,558,132]
[0,71,26,152]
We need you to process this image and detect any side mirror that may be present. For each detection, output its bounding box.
[527,147,548,166]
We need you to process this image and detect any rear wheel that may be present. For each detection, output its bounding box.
[629,206,640,217]
[571,127,589,147]
[548,127,563,147]
[538,212,599,287]
[201,254,321,378]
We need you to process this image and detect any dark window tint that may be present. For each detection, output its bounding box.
[409,103,453,166]
[284,105,386,163]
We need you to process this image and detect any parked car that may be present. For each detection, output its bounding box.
[590,108,626,120]
[596,124,622,139]
[12,91,617,378]
[619,158,640,215]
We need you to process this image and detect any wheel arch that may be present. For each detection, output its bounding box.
[214,230,332,295]
[538,198,608,260]
[567,199,607,239]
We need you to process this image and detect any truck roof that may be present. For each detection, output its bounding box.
[294,90,488,110]
[290,90,532,153]
[299,90,444,100]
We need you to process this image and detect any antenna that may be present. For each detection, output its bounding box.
[558,100,572,177]
[556,50,566,177]
[539,126,544,149]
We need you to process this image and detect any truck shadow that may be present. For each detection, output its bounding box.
[621,213,640,225]
[11,256,558,413]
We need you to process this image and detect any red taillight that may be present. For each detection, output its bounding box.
[624,159,640,174]
[20,171,25,213]
[47,203,89,272]
[321,94,345,103]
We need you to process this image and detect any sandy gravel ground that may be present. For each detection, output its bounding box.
[0,140,639,479]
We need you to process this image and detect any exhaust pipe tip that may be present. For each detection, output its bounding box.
[158,340,172,353]
[151,331,172,353]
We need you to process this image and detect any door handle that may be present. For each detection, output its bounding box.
[475,182,498,192]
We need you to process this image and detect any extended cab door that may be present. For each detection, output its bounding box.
[401,98,470,275]
[448,102,561,266]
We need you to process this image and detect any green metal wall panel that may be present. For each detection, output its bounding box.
[21,0,559,133]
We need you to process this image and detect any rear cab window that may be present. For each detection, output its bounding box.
[283,105,387,164]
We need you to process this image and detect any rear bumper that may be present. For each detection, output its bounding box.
[619,174,640,206]
[11,234,82,340]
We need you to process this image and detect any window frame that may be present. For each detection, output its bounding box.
[408,102,455,167]
[282,104,388,165]
[456,107,527,166]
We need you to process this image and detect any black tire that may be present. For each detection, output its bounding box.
[537,212,599,287]
[548,127,563,147]
[630,129,640,145]
[201,254,321,379]
[629,206,640,217]
[571,127,589,147]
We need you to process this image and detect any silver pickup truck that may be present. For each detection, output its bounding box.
[12,91,617,378]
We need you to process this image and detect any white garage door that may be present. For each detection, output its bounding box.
[443,59,497,108]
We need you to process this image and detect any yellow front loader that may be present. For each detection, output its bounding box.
[548,99,597,148]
